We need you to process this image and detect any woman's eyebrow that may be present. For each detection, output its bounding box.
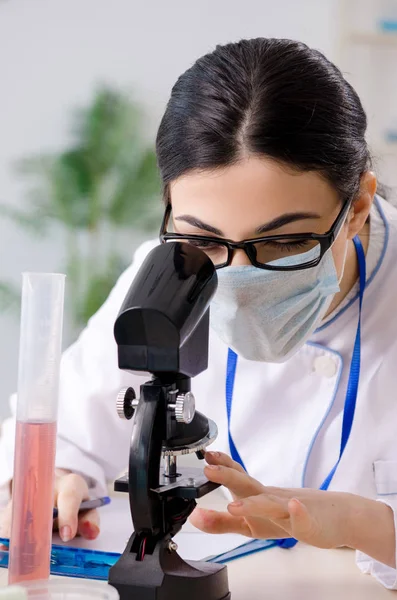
[175,212,321,237]
[174,215,223,235]
[255,212,321,234]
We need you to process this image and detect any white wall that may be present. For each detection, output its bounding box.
[0,0,340,418]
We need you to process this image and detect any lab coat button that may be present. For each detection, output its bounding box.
[313,356,337,378]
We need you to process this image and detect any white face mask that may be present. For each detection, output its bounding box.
[210,246,341,363]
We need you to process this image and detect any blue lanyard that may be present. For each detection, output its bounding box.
[225,236,366,549]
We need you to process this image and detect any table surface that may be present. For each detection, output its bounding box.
[0,491,395,599]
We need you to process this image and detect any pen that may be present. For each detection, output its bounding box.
[53,496,111,519]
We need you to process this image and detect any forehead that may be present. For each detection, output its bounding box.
[170,156,339,226]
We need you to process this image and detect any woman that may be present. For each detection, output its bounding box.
[1,37,397,588]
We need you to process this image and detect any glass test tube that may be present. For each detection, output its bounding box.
[8,273,65,584]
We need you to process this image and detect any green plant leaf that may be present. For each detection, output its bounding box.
[0,204,48,235]
[0,282,20,313]
[107,148,162,229]
[51,150,96,229]
[15,151,98,230]
[73,86,142,177]
[75,255,127,326]
[13,154,84,229]
[4,85,161,327]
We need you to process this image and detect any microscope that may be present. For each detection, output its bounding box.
[108,241,231,600]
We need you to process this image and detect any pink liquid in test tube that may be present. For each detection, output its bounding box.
[8,273,65,585]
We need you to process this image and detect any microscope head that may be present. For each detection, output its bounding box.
[114,242,217,378]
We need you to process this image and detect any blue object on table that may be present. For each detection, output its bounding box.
[379,19,397,32]
[0,534,277,579]
[0,538,120,580]
[207,538,278,564]
[53,496,111,519]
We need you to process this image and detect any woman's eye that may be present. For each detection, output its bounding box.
[260,240,310,251]
[187,240,222,250]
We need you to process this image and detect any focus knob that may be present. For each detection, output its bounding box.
[116,387,137,420]
[175,392,196,424]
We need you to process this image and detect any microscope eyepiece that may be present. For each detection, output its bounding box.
[114,242,217,377]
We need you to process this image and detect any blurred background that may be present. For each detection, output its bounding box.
[0,0,396,419]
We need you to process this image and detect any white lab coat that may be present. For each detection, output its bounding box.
[1,197,397,588]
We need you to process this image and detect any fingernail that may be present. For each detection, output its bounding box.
[206,451,221,458]
[229,501,244,508]
[81,521,100,540]
[60,525,72,542]
[206,464,220,470]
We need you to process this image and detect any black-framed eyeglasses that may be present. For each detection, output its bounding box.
[159,200,352,271]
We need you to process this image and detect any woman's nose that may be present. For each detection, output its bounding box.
[230,248,252,267]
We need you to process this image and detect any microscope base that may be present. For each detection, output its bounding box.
[108,535,231,600]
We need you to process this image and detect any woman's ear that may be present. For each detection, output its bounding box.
[347,171,377,240]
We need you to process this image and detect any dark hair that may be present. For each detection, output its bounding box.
[156,38,371,204]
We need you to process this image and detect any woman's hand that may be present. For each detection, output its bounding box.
[0,470,100,543]
[191,452,355,549]
[192,452,396,568]
[190,452,291,540]
[53,470,100,542]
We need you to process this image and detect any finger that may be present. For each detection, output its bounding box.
[189,507,251,536]
[205,451,246,473]
[288,498,316,540]
[0,501,13,539]
[56,474,89,542]
[228,493,290,521]
[77,509,100,540]
[204,464,265,498]
[204,453,246,503]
